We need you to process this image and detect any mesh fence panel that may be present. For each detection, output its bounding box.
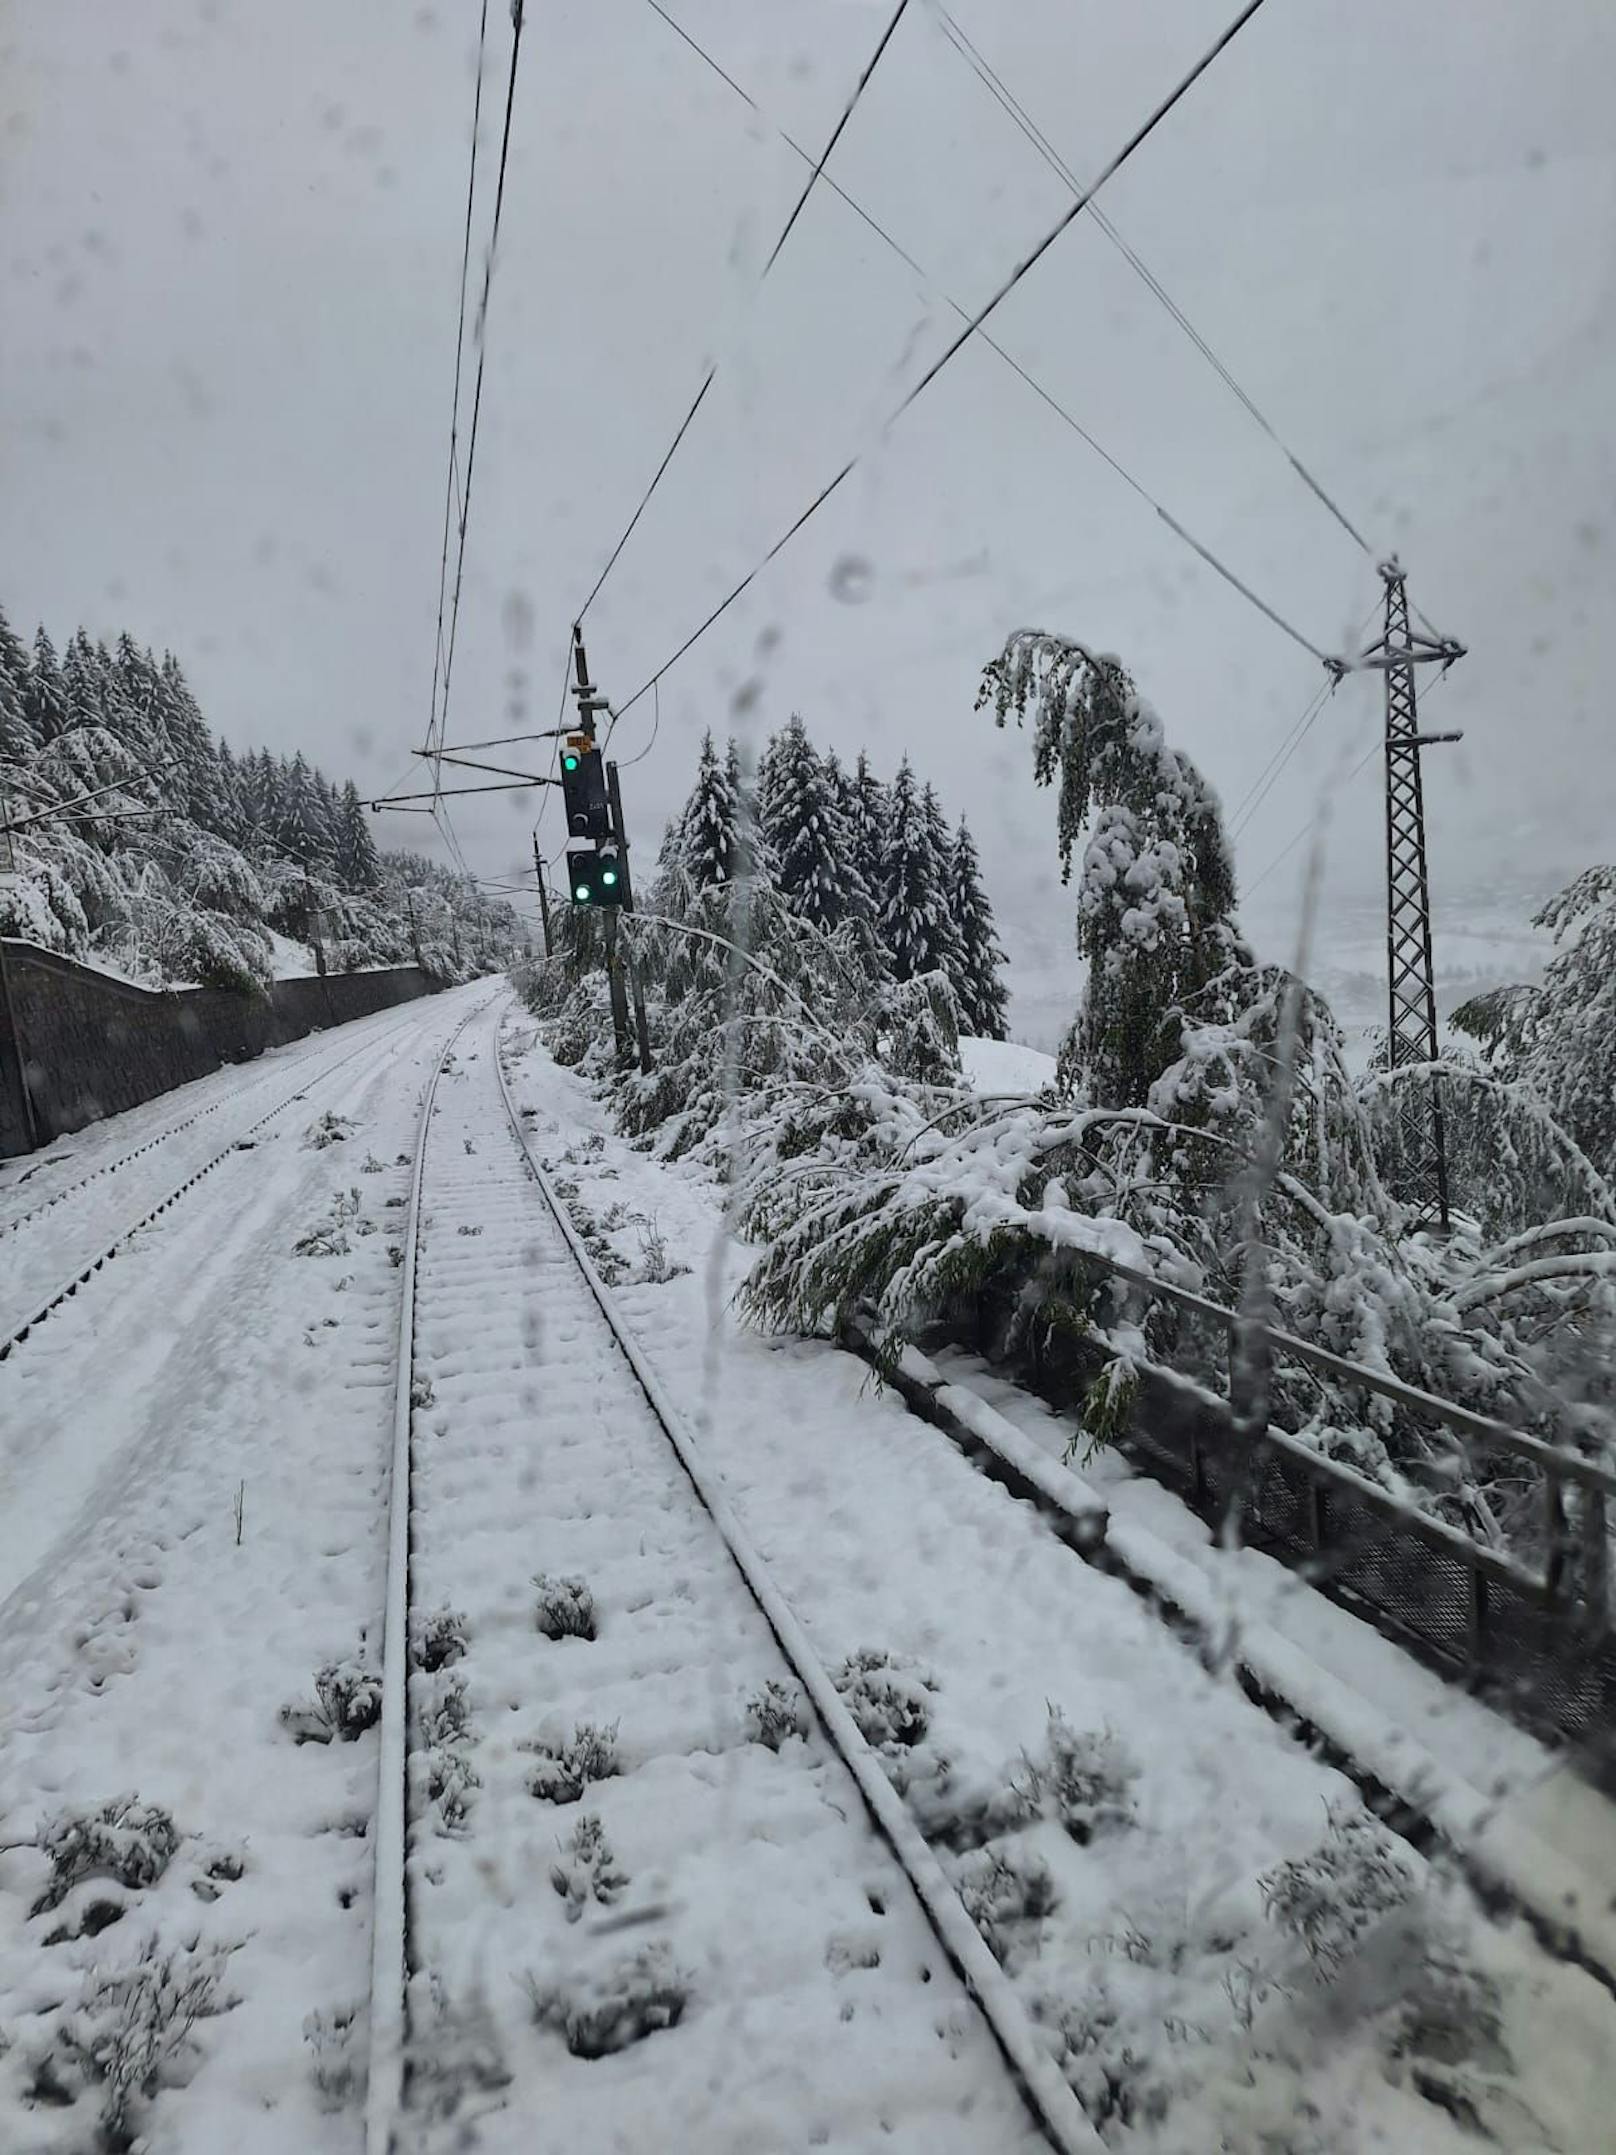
[991,1305,1616,1762]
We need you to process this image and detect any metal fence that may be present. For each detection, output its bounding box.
[973,1255,1616,1768]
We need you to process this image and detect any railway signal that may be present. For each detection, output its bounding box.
[566,843,629,909]
[560,733,610,842]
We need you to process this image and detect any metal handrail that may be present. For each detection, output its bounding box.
[1080,1251,1616,1504]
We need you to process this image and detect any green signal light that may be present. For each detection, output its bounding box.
[602,868,618,887]
[562,752,580,772]
[574,882,591,902]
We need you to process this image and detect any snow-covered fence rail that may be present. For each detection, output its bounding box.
[0,938,443,1156]
[963,1255,1616,1758]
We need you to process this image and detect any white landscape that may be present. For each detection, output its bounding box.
[3,1,1615,2149]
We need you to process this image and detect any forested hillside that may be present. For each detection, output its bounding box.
[527,714,1010,1156]
[0,605,519,991]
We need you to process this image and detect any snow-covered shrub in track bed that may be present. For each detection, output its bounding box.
[28,1936,236,2152]
[526,1722,620,1805]
[1258,1805,1414,1979]
[955,1844,1058,1970]
[1021,1709,1139,1848]
[280,1655,382,1745]
[832,1648,936,1751]
[30,1796,180,1917]
[549,1814,628,1924]
[413,1605,468,1672]
[533,1573,597,1642]
[744,1679,810,1752]
[528,1942,689,2059]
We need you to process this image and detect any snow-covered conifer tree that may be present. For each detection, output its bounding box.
[979,632,1241,1104]
[0,607,35,765]
[679,731,741,890]
[26,629,69,748]
[845,752,889,908]
[757,716,870,934]
[1453,866,1616,1182]
[333,779,382,890]
[946,815,1009,1038]
[878,758,953,982]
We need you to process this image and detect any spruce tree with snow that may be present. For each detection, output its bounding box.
[26,629,69,747]
[0,606,35,765]
[679,730,741,890]
[277,751,334,869]
[878,758,954,982]
[757,715,870,934]
[845,752,889,909]
[946,815,1009,1039]
[920,782,966,981]
[333,779,382,891]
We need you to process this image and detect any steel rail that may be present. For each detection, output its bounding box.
[487,1020,1104,2155]
[364,997,490,2155]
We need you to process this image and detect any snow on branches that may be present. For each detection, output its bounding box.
[0,600,520,989]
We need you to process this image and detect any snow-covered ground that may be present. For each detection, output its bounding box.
[958,1034,1057,1096]
[0,988,484,2152]
[2,993,1613,2152]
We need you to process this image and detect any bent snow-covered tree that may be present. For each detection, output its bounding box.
[746,630,1614,1561]
[978,631,1241,1103]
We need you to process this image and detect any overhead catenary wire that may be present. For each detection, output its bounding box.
[425,0,491,784]
[572,0,915,627]
[928,0,1377,562]
[611,0,1302,725]
[1242,736,1380,898]
[426,0,527,875]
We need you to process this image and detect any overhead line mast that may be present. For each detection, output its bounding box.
[1358,564,1465,1231]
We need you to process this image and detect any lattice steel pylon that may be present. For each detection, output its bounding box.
[1358,560,1465,1230]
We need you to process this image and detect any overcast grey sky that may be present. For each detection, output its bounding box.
[4,0,1613,1042]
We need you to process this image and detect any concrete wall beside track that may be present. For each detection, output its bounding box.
[0,940,444,1156]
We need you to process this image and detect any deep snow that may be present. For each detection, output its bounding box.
[2,992,1613,2153]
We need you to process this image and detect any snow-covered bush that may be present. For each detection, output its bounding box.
[292,1188,365,1259]
[414,1605,468,1672]
[528,1943,688,2058]
[745,1679,810,1752]
[34,1937,234,2149]
[417,1671,470,1750]
[425,1743,480,1835]
[1259,1807,1414,1978]
[533,1572,597,1642]
[549,1814,628,1924]
[1021,1709,1138,1846]
[956,1843,1058,1968]
[280,1656,382,1745]
[1032,1979,1167,2132]
[303,2003,362,2113]
[526,1721,620,1805]
[411,1977,510,2121]
[833,1649,937,1751]
[1387,1939,1507,2072]
[31,1796,180,1916]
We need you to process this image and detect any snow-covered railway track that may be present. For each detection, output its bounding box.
[0,1039,292,1244]
[367,999,1089,2154]
[0,1000,438,1364]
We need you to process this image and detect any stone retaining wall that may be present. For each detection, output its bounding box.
[0,940,443,1156]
